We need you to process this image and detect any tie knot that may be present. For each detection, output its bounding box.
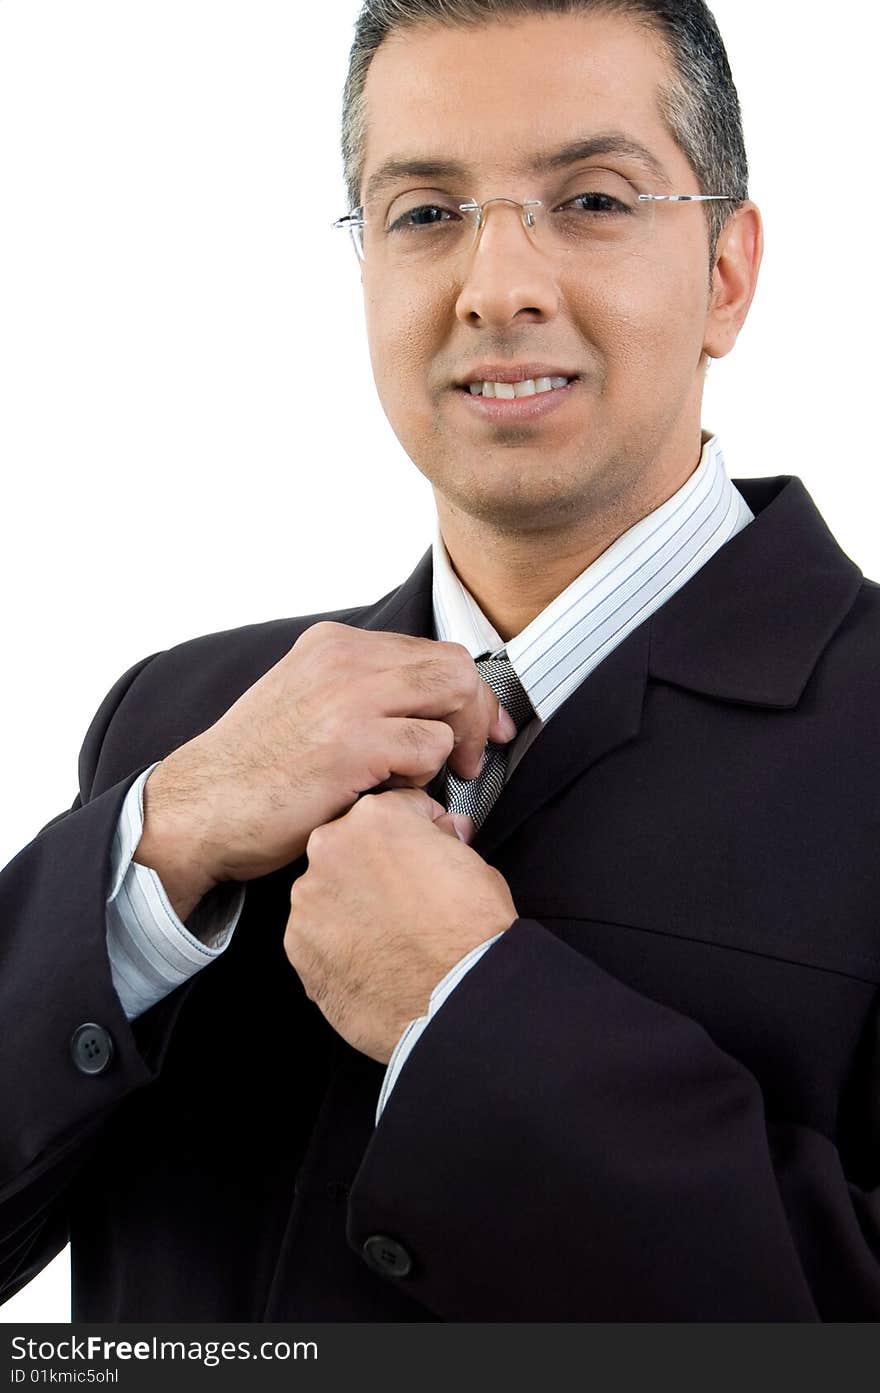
[476,653,535,735]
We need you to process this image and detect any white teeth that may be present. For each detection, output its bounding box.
[468,376,572,398]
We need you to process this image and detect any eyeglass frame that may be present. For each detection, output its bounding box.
[333,188,738,263]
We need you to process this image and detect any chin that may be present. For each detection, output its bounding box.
[447,475,588,534]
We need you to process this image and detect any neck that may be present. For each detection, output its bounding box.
[435,430,709,642]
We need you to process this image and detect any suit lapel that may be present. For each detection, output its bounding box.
[350,475,863,861]
[472,619,650,860]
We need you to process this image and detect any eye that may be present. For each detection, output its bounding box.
[550,168,641,219]
[388,204,460,233]
[557,191,631,217]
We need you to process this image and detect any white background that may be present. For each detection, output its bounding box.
[0,0,876,1321]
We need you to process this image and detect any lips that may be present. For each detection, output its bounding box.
[454,375,580,421]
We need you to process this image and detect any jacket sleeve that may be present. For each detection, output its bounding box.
[0,653,202,1306]
[346,917,880,1321]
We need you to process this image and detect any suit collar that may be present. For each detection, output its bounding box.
[361,548,433,640]
[648,475,863,707]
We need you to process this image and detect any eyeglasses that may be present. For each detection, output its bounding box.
[333,166,735,267]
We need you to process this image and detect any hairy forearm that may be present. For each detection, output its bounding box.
[133,761,220,922]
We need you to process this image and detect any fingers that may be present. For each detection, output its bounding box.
[422,801,475,844]
[299,626,519,786]
[353,788,476,844]
[436,811,476,844]
[369,717,456,787]
[358,652,517,782]
[386,787,448,820]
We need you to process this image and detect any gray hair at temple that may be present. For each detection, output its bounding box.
[340,0,750,269]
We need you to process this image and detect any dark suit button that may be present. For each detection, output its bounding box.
[70,1023,114,1075]
[362,1234,413,1279]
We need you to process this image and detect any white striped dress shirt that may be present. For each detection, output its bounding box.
[106,432,753,1121]
[106,764,245,1018]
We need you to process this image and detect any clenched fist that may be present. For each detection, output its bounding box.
[284,788,519,1062]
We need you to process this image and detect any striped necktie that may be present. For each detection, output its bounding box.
[444,652,536,832]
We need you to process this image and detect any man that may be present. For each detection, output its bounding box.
[2,0,879,1322]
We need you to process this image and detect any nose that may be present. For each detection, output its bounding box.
[454,199,560,329]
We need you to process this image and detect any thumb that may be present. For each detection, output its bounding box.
[433,810,476,845]
[378,788,475,843]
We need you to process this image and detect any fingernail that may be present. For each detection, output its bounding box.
[499,708,517,740]
[453,815,474,843]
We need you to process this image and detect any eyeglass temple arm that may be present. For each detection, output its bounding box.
[332,211,366,230]
[638,194,736,203]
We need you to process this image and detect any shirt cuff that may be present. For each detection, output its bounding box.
[106,762,245,1021]
[375,931,506,1123]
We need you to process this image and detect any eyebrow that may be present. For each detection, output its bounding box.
[362,132,671,206]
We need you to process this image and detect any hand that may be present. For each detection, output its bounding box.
[284,788,519,1063]
[134,623,517,913]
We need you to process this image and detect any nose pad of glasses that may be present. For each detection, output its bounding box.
[467,198,543,249]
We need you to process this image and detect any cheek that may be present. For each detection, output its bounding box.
[364,279,450,430]
[365,279,441,373]
[566,256,706,377]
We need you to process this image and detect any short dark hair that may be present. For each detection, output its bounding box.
[341,0,749,262]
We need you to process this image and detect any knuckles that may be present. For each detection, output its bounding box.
[442,640,477,672]
[298,619,349,648]
[348,791,384,824]
[304,822,333,859]
[409,646,478,707]
[289,619,354,670]
[356,788,424,819]
[444,642,484,694]
[399,718,455,762]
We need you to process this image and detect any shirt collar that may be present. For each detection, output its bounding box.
[432,434,754,723]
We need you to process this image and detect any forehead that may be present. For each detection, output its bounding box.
[361,11,683,192]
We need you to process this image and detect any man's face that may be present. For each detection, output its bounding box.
[358,12,737,534]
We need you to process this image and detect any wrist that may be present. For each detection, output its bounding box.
[134,762,222,920]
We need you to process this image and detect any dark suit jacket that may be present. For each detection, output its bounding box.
[2,473,880,1321]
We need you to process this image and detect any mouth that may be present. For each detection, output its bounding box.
[461,374,576,399]
[452,372,581,423]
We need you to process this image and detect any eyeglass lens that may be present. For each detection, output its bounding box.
[357,167,656,265]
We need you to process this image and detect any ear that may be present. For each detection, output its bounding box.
[703,202,764,361]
